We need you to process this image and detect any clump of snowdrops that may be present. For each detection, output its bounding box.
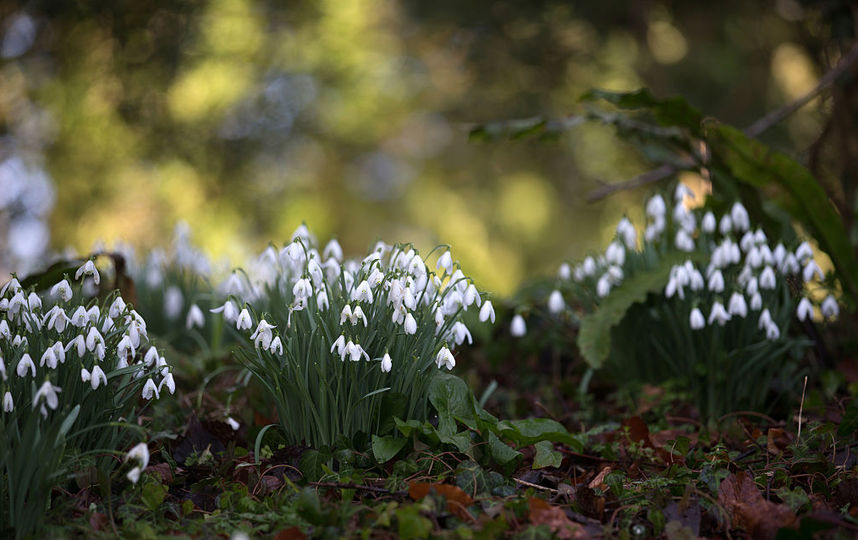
[211,226,495,449]
[0,262,174,538]
[532,186,839,419]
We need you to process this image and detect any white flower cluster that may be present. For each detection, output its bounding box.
[550,187,839,338]
[213,225,495,373]
[0,261,174,417]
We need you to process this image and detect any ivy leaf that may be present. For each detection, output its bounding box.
[488,432,522,467]
[371,435,408,463]
[580,88,703,135]
[497,418,583,451]
[428,372,473,438]
[532,440,563,469]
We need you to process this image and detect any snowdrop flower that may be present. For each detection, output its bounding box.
[646,194,666,219]
[101,316,114,333]
[0,358,5,381]
[436,251,453,274]
[330,335,346,357]
[210,300,239,322]
[689,308,705,330]
[89,365,107,390]
[701,211,716,233]
[186,304,205,330]
[380,353,392,373]
[780,253,800,275]
[645,217,666,242]
[557,263,571,281]
[316,289,329,311]
[33,381,61,410]
[141,378,159,400]
[479,301,495,323]
[731,202,750,232]
[605,242,625,266]
[616,217,637,249]
[292,278,313,300]
[746,247,763,268]
[463,284,481,308]
[802,260,823,283]
[40,347,58,369]
[75,260,100,285]
[719,214,733,235]
[2,392,12,412]
[759,266,776,289]
[164,286,183,320]
[708,302,731,326]
[796,298,814,321]
[69,306,88,328]
[728,292,748,318]
[673,205,696,232]
[66,335,86,358]
[547,290,565,314]
[323,239,343,261]
[795,241,813,262]
[27,292,41,312]
[117,334,135,361]
[749,292,763,311]
[250,320,277,349]
[351,281,374,304]
[0,277,21,297]
[226,417,240,431]
[596,275,612,297]
[143,346,159,367]
[236,309,252,331]
[125,442,150,484]
[404,312,417,335]
[707,270,725,293]
[688,268,704,291]
[344,341,369,362]
[450,322,472,345]
[158,372,176,395]
[582,256,597,277]
[12,335,27,348]
[435,347,455,370]
[270,336,283,356]
[821,295,839,319]
[772,244,786,266]
[510,314,527,337]
[109,296,127,319]
[17,354,35,377]
[675,229,694,252]
[758,309,773,330]
[765,322,780,340]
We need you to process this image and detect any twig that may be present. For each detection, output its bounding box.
[310,481,400,495]
[513,477,558,493]
[797,375,808,443]
[587,41,858,202]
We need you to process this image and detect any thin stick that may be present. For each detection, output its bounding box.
[797,375,808,443]
[513,477,558,493]
[587,41,858,202]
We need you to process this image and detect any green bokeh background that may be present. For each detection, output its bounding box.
[0,0,837,293]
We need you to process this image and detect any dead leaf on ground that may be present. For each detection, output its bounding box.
[587,466,611,490]
[717,471,797,539]
[408,482,475,522]
[766,428,793,455]
[528,497,590,539]
[275,526,308,540]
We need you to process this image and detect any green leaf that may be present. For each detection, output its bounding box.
[298,449,328,483]
[396,505,433,540]
[706,122,858,300]
[532,440,563,469]
[837,401,858,438]
[428,372,474,438]
[372,435,408,463]
[19,259,82,291]
[580,88,703,134]
[577,252,691,369]
[488,432,522,467]
[140,481,167,512]
[496,418,582,451]
[379,392,408,435]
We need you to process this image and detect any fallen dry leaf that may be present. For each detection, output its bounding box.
[587,466,612,490]
[766,428,793,455]
[718,471,797,539]
[275,526,307,540]
[409,482,475,522]
[528,497,590,539]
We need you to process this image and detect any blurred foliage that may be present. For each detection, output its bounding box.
[0,0,852,294]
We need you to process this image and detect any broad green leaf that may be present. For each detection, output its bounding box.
[428,372,473,438]
[298,449,327,483]
[396,505,433,540]
[488,432,522,467]
[706,122,858,300]
[496,418,582,451]
[379,392,408,435]
[577,252,691,369]
[532,440,563,469]
[837,401,858,438]
[371,435,408,463]
[140,481,168,512]
[19,259,82,291]
[580,88,703,135]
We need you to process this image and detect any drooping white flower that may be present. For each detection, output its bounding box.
[701,211,716,233]
[795,241,813,262]
[547,290,565,314]
[450,322,472,345]
[0,358,5,381]
[435,347,455,370]
[675,229,695,252]
[707,270,725,293]
[109,296,127,319]
[226,417,240,431]
[0,277,21,297]
[479,301,495,323]
[350,281,374,304]
[50,279,73,302]
[75,260,100,285]
[759,266,777,289]
[404,312,417,335]
[32,380,61,410]
[292,278,313,300]
[90,365,107,390]
[557,263,571,281]
[344,341,369,362]
[689,308,705,330]
[323,238,343,262]
[765,322,781,340]
[70,306,88,328]
[510,314,527,337]
[596,275,612,297]
[316,289,329,311]
[821,295,839,319]
[163,286,183,320]
[125,442,150,484]
[270,336,283,356]
[749,292,763,311]
[66,335,86,358]
[27,292,41,312]
[2,392,12,412]
[605,242,625,266]
[236,309,252,331]
[436,251,453,274]
[802,260,823,283]
[380,353,392,373]
[758,308,773,330]
[719,214,733,235]
[740,231,755,252]
[728,292,748,318]
[616,217,637,249]
[86,327,104,352]
[81,367,91,383]
[40,347,58,369]
[250,319,277,350]
[463,284,481,308]
[16,354,35,377]
[708,301,731,326]
[330,335,346,357]
[158,372,176,395]
[646,194,666,219]
[731,202,750,232]
[210,300,239,322]
[796,297,814,321]
[141,378,159,400]
[182,304,203,330]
